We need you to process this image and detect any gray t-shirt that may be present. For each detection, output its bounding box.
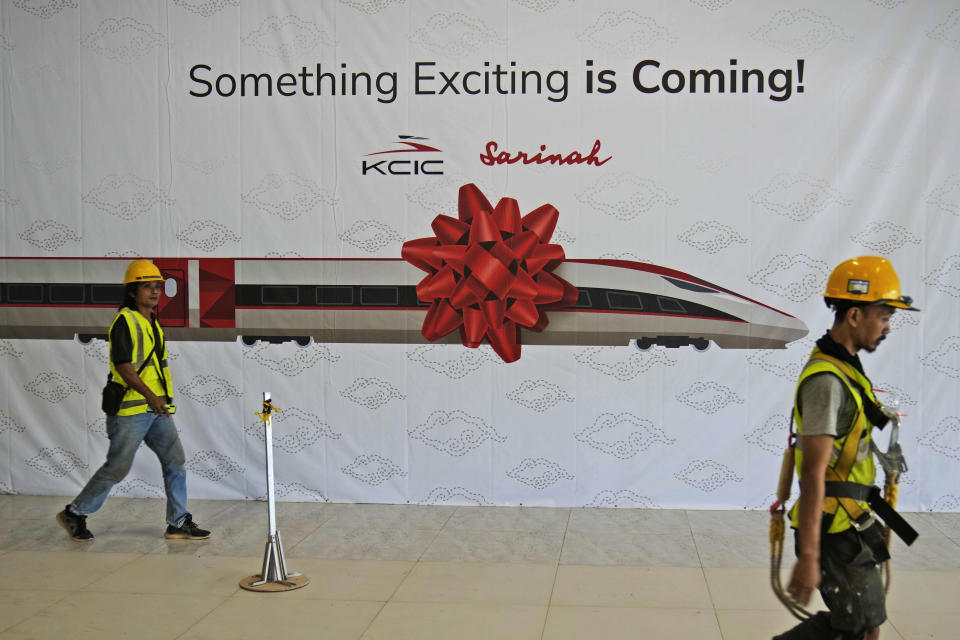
[797,372,857,438]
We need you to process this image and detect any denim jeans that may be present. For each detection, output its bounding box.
[71,412,189,526]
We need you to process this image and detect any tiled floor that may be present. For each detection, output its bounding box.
[0,495,957,639]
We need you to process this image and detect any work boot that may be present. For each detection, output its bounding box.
[56,506,94,541]
[164,514,211,540]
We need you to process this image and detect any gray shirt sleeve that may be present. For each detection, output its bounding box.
[797,372,855,438]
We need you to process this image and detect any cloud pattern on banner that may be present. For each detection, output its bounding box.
[577,173,678,221]
[338,220,405,253]
[744,414,790,456]
[917,417,960,461]
[674,459,743,492]
[923,255,960,298]
[340,377,406,410]
[577,11,675,55]
[244,407,341,454]
[419,486,492,505]
[13,0,78,19]
[750,173,851,222]
[920,337,960,379]
[751,9,852,55]
[575,412,676,459]
[81,18,167,62]
[255,482,327,502]
[82,175,174,221]
[342,454,407,485]
[850,221,921,254]
[408,410,507,456]
[26,447,87,478]
[506,457,574,489]
[176,219,241,252]
[24,372,83,403]
[677,220,748,254]
[19,220,81,252]
[187,451,245,481]
[748,254,830,302]
[242,341,340,376]
[342,0,405,15]
[928,8,960,49]
[676,381,744,414]
[241,173,338,221]
[242,15,335,59]
[407,344,503,380]
[410,13,503,59]
[574,346,677,381]
[179,375,242,406]
[173,0,239,18]
[506,380,574,412]
[584,490,659,508]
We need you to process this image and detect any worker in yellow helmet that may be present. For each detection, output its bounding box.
[774,257,918,640]
[56,260,211,542]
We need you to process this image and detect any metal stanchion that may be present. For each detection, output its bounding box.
[239,392,310,592]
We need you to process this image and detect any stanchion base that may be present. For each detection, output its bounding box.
[239,573,310,592]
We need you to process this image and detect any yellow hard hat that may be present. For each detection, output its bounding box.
[123,259,163,284]
[824,256,918,310]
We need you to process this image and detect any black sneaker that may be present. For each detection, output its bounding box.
[56,506,94,542]
[164,514,211,540]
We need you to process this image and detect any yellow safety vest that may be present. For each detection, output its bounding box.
[789,347,877,533]
[108,308,173,416]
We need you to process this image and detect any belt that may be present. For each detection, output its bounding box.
[824,481,918,545]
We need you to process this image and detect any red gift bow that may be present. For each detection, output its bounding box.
[402,183,579,363]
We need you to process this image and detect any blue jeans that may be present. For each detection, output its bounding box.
[71,412,189,527]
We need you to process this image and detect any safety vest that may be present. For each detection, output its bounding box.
[108,308,173,416]
[789,347,877,533]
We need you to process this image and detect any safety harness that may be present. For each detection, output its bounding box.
[769,353,917,620]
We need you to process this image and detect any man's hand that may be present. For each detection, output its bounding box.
[787,553,820,605]
[146,394,170,416]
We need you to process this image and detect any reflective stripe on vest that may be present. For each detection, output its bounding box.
[108,308,173,415]
[789,348,878,534]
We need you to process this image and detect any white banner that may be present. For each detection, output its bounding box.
[1,1,958,510]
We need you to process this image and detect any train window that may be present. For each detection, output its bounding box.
[575,289,592,308]
[657,296,686,313]
[164,277,178,298]
[50,284,85,304]
[91,284,125,304]
[606,291,644,310]
[316,286,353,305]
[7,284,43,303]
[261,286,299,305]
[662,276,717,294]
[360,286,399,306]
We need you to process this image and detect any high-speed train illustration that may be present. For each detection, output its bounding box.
[0,257,807,350]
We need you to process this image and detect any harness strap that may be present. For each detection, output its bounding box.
[825,481,919,545]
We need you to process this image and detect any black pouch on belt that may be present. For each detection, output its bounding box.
[101,342,157,416]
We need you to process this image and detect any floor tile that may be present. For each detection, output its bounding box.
[421,527,564,564]
[179,598,383,640]
[693,532,770,568]
[360,602,547,640]
[543,606,722,640]
[321,503,455,530]
[560,530,701,566]
[886,611,960,640]
[552,565,712,608]
[392,562,556,604]
[0,591,225,640]
[889,529,960,570]
[0,550,140,590]
[887,570,960,613]
[686,509,769,537]
[703,567,826,611]
[566,507,689,535]
[445,506,570,532]
[84,554,249,596]
[0,590,69,633]
[232,558,412,601]
[290,525,439,561]
[713,609,906,640]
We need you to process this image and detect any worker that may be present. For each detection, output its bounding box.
[774,256,918,640]
[56,259,211,542]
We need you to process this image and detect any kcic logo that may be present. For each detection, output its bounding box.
[362,135,444,176]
